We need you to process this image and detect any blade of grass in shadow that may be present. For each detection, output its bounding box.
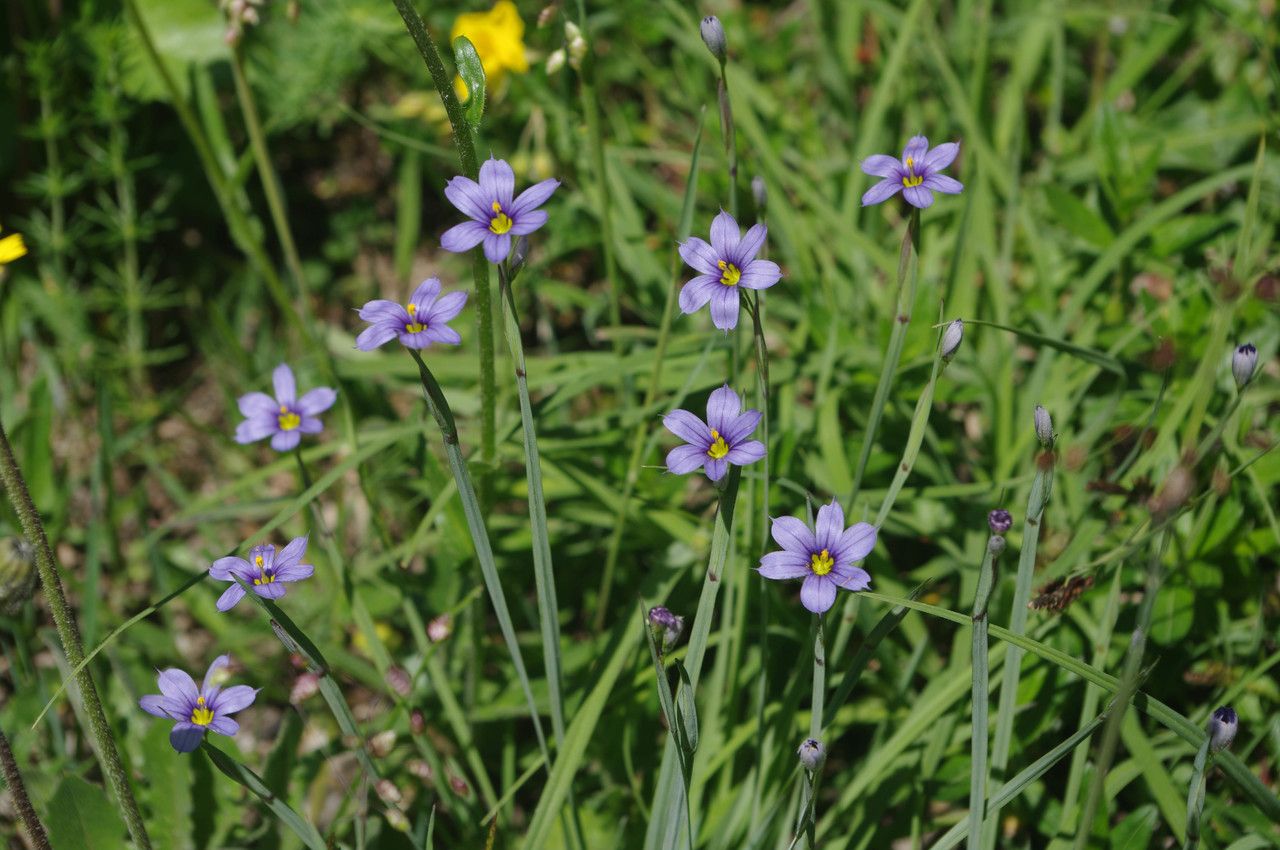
[202,741,327,850]
[968,532,1000,849]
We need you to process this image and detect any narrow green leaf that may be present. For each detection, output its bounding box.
[201,742,327,850]
[675,662,699,757]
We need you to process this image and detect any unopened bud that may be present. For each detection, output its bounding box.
[385,809,410,832]
[376,779,403,804]
[546,48,566,75]
[941,319,964,361]
[449,774,470,796]
[1034,405,1053,447]
[1232,343,1257,390]
[987,510,1012,535]
[410,709,426,735]
[987,535,1006,556]
[751,175,767,211]
[1149,465,1194,518]
[290,672,320,704]
[370,730,398,758]
[386,666,412,697]
[427,613,452,643]
[700,16,727,64]
[797,738,826,772]
[648,606,685,653]
[0,537,36,616]
[1208,705,1237,752]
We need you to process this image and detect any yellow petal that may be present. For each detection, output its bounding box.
[0,233,27,264]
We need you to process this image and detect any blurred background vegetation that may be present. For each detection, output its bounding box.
[0,0,1278,847]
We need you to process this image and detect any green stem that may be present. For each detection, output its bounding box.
[391,0,497,506]
[968,538,999,850]
[0,724,52,850]
[0,419,152,849]
[1183,741,1211,850]
[715,60,738,218]
[202,741,327,850]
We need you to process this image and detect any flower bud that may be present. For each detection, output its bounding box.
[1232,343,1257,390]
[546,48,566,75]
[1208,705,1237,752]
[797,738,826,772]
[987,535,1006,556]
[427,613,452,643]
[751,175,767,211]
[370,729,398,758]
[376,779,403,805]
[1034,405,1053,447]
[385,666,412,697]
[987,510,1012,535]
[700,16,727,64]
[290,672,320,704]
[940,319,964,361]
[0,537,36,616]
[648,606,685,653]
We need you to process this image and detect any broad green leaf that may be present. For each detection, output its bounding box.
[45,776,129,850]
[1149,585,1196,645]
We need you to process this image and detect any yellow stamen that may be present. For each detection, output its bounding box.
[277,406,301,431]
[254,555,264,567]
[810,548,834,576]
[707,429,729,460]
[902,174,924,188]
[716,259,741,286]
[489,200,513,234]
[405,302,426,334]
[190,695,214,726]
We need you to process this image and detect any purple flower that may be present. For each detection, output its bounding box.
[139,655,257,753]
[235,364,337,452]
[678,211,781,331]
[758,500,876,614]
[663,384,765,482]
[355,278,468,351]
[861,136,963,209]
[209,536,314,611]
[440,157,560,264]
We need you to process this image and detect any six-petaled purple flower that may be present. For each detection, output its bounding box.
[139,655,257,753]
[441,157,560,264]
[210,536,315,612]
[664,384,765,482]
[355,278,468,352]
[678,211,781,331]
[235,363,337,452]
[758,500,876,614]
[861,136,963,209]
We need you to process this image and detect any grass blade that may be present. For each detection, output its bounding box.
[202,741,327,850]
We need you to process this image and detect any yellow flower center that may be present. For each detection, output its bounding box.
[252,553,276,586]
[717,259,741,286]
[405,302,426,334]
[489,201,513,234]
[707,429,729,459]
[901,157,923,188]
[810,548,834,576]
[277,406,301,431]
[190,696,214,726]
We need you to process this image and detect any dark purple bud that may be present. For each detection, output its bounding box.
[988,509,1013,535]
[648,605,685,652]
[1209,705,1237,752]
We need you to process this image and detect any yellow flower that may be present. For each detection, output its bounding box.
[0,226,27,265]
[451,0,528,101]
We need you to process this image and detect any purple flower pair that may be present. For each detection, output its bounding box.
[210,536,314,611]
[678,211,782,331]
[861,136,963,209]
[234,364,336,453]
[440,157,559,264]
[355,278,468,351]
[663,385,765,482]
[139,655,257,753]
[759,500,876,614]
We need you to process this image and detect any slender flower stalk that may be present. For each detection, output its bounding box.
[0,724,51,849]
[968,513,1006,850]
[1186,706,1238,850]
[0,418,152,849]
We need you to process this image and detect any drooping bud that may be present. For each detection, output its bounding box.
[987,509,1012,535]
[0,537,36,616]
[700,16,727,64]
[1034,405,1053,447]
[751,175,767,211]
[940,318,964,361]
[797,738,826,772]
[1232,343,1257,390]
[648,606,685,653]
[1208,705,1237,752]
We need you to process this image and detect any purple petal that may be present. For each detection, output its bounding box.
[358,299,409,323]
[271,430,301,452]
[666,444,707,475]
[705,385,741,433]
[207,716,239,737]
[409,278,441,312]
[140,694,176,719]
[479,157,515,208]
[737,259,781,290]
[275,562,315,583]
[297,416,324,435]
[202,655,231,695]
[861,178,903,207]
[510,178,560,216]
[903,185,933,209]
[709,210,740,256]
[157,669,198,706]
[483,233,511,264]
[296,388,336,416]
[405,326,461,348]
[704,457,728,481]
[169,722,206,753]
[273,536,308,571]
[922,174,963,195]
[709,285,740,331]
[861,154,904,178]
[921,142,959,172]
[444,175,491,221]
[833,522,877,564]
[210,685,257,715]
[209,556,251,581]
[723,409,762,444]
[814,500,845,551]
[254,581,287,600]
[725,440,765,465]
[678,275,719,314]
[235,414,276,444]
[800,575,838,614]
[441,220,489,253]
[678,237,721,276]
[215,584,246,612]
[425,290,468,323]
[771,516,816,554]
[253,545,276,571]
[902,136,929,166]
[237,392,278,419]
[758,550,811,579]
[733,223,767,265]
[272,364,296,405]
[509,209,548,236]
[832,566,871,591]
[663,409,710,445]
[356,323,400,351]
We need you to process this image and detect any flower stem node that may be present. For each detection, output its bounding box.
[797,738,826,772]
